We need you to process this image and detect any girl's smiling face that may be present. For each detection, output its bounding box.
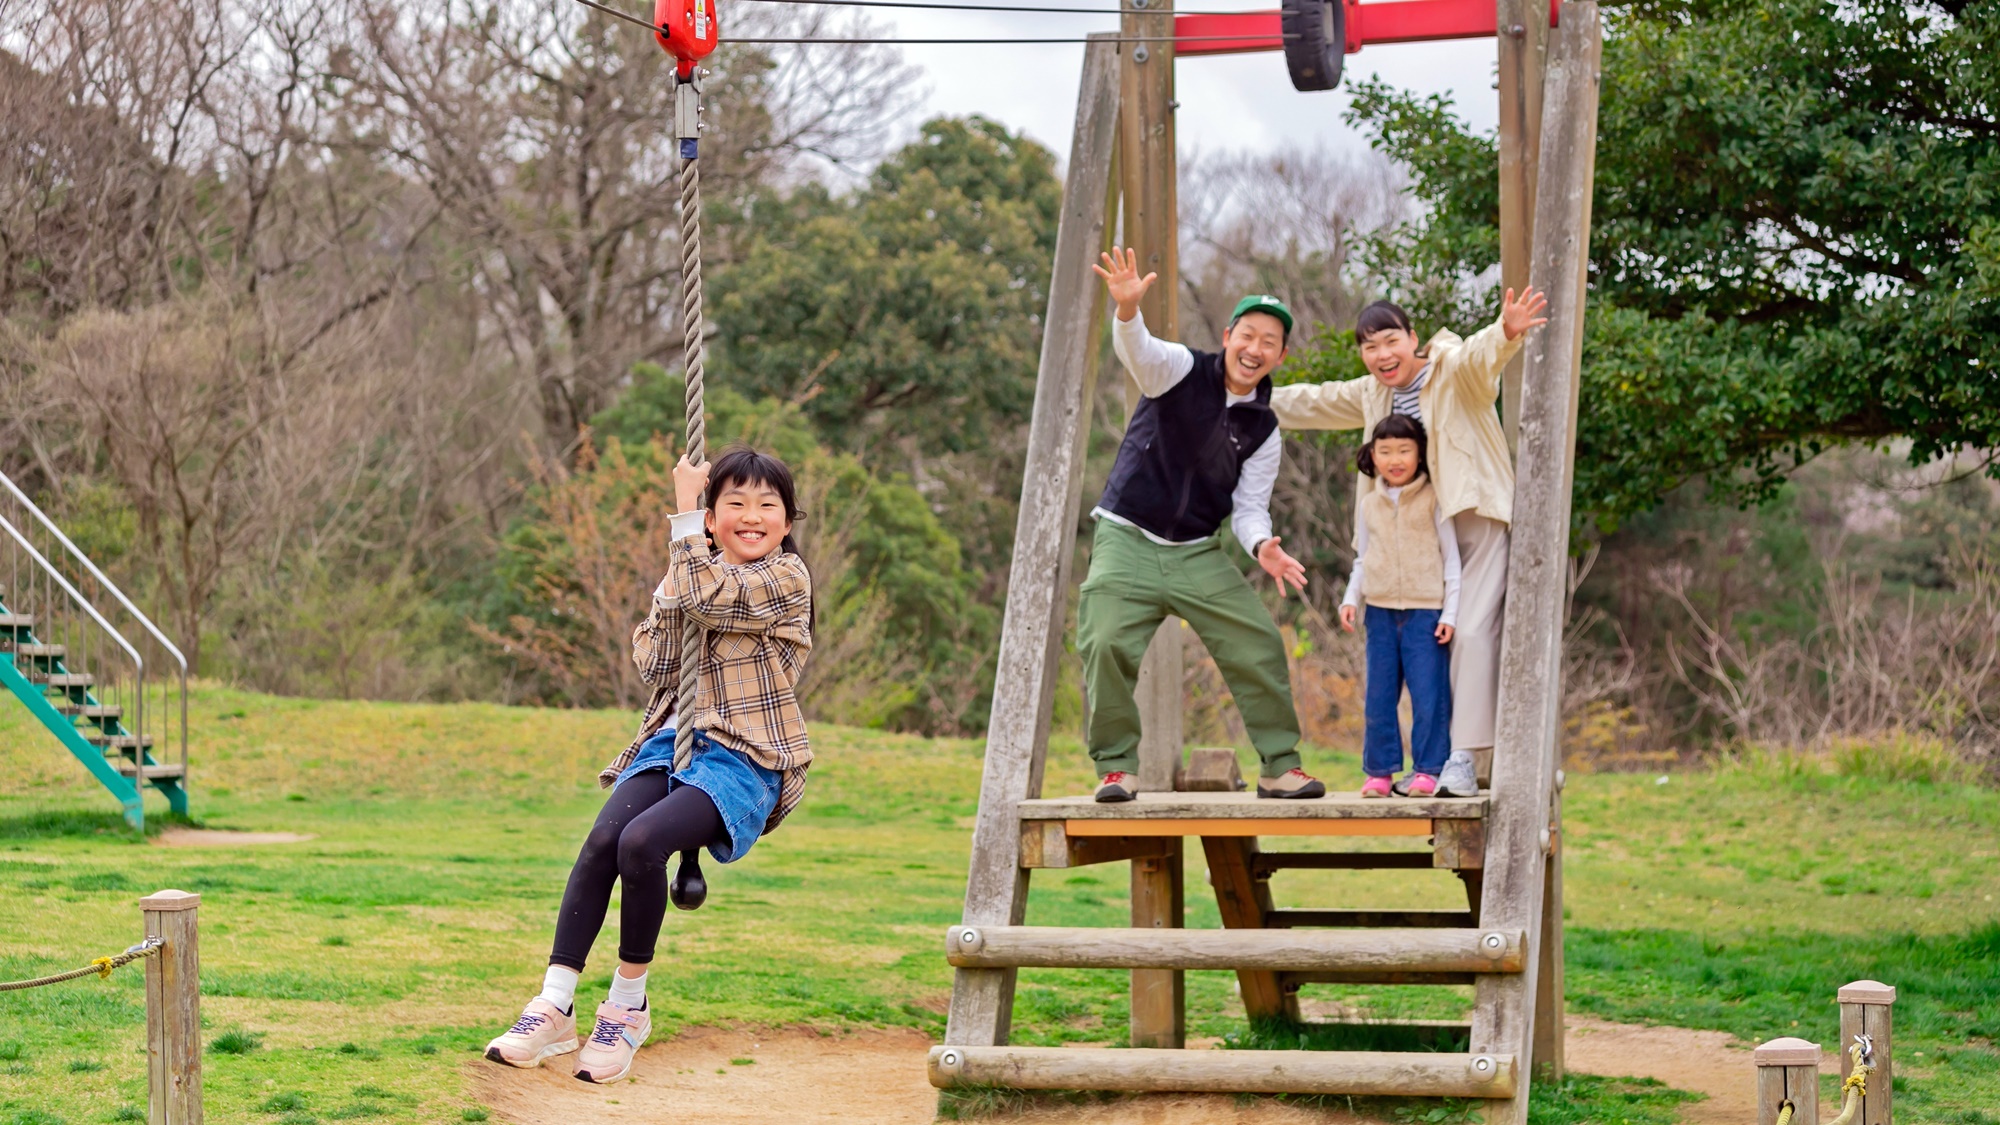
[705,478,792,564]
[1358,327,1424,390]
[1371,436,1423,488]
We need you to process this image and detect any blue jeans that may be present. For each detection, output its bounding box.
[1363,605,1452,778]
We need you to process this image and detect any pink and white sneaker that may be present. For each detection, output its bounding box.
[1360,776,1394,798]
[573,1000,651,1083]
[484,998,578,1068]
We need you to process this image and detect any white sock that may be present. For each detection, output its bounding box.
[538,965,579,1013]
[607,968,648,1010]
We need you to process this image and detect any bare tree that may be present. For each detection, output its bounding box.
[345,0,916,450]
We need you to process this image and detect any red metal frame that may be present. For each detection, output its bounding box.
[1174,0,1559,57]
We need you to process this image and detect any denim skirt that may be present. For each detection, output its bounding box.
[614,727,782,864]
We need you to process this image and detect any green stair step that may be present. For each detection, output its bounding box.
[54,702,121,719]
[37,672,94,687]
[87,733,154,749]
[112,762,186,781]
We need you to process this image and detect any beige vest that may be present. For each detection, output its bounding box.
[1360,476,1444,610]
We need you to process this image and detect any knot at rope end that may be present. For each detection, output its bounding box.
[90,957,115,979]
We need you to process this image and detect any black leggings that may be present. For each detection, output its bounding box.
[548,771,726,969]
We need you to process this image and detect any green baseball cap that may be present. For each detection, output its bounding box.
[1230,294,1294,335]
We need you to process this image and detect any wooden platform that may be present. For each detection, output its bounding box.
[1018,791,1489,870]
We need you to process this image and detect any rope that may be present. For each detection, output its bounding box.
[1774,1104,1793,1125]
[0,937,162,992]
[675,106,706,773]
[1825,1041,1873,1125]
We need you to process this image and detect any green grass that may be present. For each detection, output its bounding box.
[3,682,1998,1123]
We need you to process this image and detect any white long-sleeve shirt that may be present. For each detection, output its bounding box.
[1342,482,1462,627]
[1093,311,1281,557]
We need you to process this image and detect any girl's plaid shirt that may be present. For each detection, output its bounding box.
[600,534,814,833]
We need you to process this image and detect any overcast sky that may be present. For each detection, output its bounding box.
[861,3,1503,158]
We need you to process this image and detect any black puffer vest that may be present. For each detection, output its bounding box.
[1097,349,1277,543]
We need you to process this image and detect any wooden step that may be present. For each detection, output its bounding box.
[928,1045,1516,1097]
[88,733,154,750]
[1265,909,1477,929]
[4,643,66,658]
[1254,852,1434,874]
[54,703,121,719]
[944,925,1525,973]
[112,762,185,781]
[0,613,34,628]
[38,672,94,688]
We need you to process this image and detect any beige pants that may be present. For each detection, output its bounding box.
[1450,514,1508,750]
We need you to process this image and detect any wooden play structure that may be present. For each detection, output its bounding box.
[931,2,1603,1118]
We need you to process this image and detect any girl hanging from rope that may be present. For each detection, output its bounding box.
[485,447,814,1083]
[1340,414,1460,798]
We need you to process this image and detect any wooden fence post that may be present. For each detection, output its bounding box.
[1755,1037,1820,1125]
[141,889,201,1125]
[1838,980,1894,1125]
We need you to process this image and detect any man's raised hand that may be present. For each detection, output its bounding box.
[1501,285,1550,341]
[1092,246,1157,323]
[1256,537,1309,599]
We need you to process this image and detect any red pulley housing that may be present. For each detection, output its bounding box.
[654,0,717,77]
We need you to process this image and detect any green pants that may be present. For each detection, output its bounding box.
[1078,519,1302,778]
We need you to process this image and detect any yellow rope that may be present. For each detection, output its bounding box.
[1775,1102,1794,1125]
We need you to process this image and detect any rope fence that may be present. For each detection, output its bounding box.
[0,936,161,992]
[1754,979,1894,1125]
[0,890,203,1125]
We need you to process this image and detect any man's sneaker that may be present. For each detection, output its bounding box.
[1400,772,1439,798]
[484,998,578,1068]
[1359,775,1393,799]
[1257,768,1326,799]
[574,1000,651,1084]
[1094,771,1137,803]
[1437,751,1479,797]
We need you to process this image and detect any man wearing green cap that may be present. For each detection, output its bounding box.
[1078,247,1322,802]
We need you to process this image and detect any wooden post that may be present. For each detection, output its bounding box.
[1118,0,1186,1051]
[1531,786,1564,1080]
[141,889,201,1125]
[1838,980,1894,1125]
[1755,1038,1822,1125]
[1201,837,1294,1022]
[1129,840,1185,1046]
[944,35,1120,1048]
[1496,0,1548,453]
[1469,7,1599,1122]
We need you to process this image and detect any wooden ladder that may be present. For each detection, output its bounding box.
[932,9,1600,1119]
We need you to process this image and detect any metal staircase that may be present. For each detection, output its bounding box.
[1,471,187,829]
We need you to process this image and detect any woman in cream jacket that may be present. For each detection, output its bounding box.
[1272,288,1547,796]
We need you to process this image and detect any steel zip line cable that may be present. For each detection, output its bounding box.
[570,0,1294,42]
[731,0,1275,16]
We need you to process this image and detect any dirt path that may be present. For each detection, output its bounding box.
[474,1017,1838,1124]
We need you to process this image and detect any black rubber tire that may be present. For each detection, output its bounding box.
[1281,0,1346,92]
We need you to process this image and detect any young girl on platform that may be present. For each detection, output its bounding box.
[485,447,814,1083]
[1339,415,1460,798]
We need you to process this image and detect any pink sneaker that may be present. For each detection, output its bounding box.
[1402,773,1439,797]
[484,998,578,1068]
[1360,776,1393,798]
[573,1000,651,1083]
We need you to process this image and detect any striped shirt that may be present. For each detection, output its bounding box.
[1390,363,1431,422]
[599,528,814,834]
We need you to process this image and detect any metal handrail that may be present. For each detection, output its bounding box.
[0,470,187,771]
[0,512,148,732]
